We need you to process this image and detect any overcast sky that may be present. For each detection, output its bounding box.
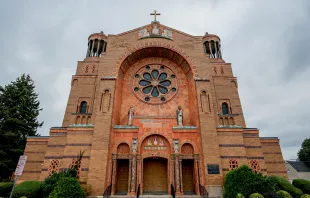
[0,1,309,160]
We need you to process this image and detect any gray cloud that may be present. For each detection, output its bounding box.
[0,0,309,160]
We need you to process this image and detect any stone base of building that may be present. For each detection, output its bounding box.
[206,185,223,198]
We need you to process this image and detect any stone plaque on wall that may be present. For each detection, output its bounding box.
[207,164,220,174]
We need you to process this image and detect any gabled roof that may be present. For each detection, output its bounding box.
[287,160,310,172]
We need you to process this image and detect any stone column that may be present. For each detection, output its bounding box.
[86,41,91,57]
[96,40,100,57]
[128,157,132,194]
[130,155,137,194]
[214,41,218,58]
[103,41,106,53]
[179,158,183,194]
[175,154,181,195]
[208,41,213,58]
[90,39,95,57]
[137,155,141,195]
[194,155,200,196]
[111,157,117,195]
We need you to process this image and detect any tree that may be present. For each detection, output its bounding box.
[298,138,310,167]
[0,74,43,181]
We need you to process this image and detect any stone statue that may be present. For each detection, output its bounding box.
[176,105,183,126]
[132,139,138,153]
[152,24,159,35]
[173,139,179,153]
[128,105,134,126]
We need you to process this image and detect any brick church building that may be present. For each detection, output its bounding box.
[21,13,287,197]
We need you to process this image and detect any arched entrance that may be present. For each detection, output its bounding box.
[140,134,171,195]
[143,157,168,195]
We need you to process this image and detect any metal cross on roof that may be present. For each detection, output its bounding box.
[150,10,161,22]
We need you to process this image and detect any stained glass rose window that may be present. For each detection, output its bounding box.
[133,65,177,104]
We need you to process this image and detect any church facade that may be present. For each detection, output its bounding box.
[21,17,287,197]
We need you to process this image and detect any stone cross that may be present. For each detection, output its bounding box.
[150,10,161,22]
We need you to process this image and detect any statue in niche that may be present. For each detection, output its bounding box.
[174,139,179,153]
[128,105,134,126]
[176,105,183,126]
[132,139,138,153]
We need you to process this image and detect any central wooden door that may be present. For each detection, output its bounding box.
[182,159,195,195]
[143,158,168,195]
[116,159,129,195]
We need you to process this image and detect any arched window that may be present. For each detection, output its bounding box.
[80,101,87,113]
[222,102,229,115]
[229,159,238,170]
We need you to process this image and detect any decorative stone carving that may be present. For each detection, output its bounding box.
[138,28,150,38]
[162,28,172,39]
[176,105,183,126]
[128,105,134,126]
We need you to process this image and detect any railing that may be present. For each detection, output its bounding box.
[199,184,208,198]
[103,184,112,198]
[136,184,140,198]
[171,184,176,198]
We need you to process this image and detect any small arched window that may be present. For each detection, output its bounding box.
[80,101,87,113]
[222,102,229,115]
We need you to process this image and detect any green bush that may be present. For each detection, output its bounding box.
[48,177,85,198]
[270,176,303,198]
[42,172,62,198]
[249,193,264,198]
[293,179,310,194]
[224,165,277,198]
[236,193,245,198]
[11,181,42,198]
[0,182,13,197]
[224,165,258,198]
[277,190,293,198]
[301,195,310,198]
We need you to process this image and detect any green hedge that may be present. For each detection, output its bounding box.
[301,195,310,198]
[48,177,85,198]
[11,181,42,198]
[249,193,264,198]
[293,179,310,194]
[270,176,303,198]
[277,190,293,198]
[0,182,13,197]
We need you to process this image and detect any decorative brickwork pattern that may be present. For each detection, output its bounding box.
[181,143,194,154]
[249,160,260,173]
[117,143,130,154]
[48,159,60,176]
[229,159,239,170]
[69,159,81,178]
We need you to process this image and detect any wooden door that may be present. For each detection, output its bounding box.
[143,158,168,194]
[116,159,129,195]
[182,159,195,194]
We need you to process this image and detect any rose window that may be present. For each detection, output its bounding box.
[133,65,177,104]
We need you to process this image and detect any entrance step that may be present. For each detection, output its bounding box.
[140,196,172,198]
